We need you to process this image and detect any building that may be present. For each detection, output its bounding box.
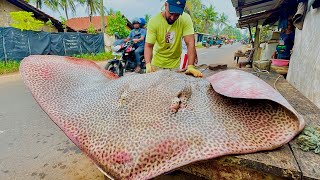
[0,0,74,32]
[231,0,320,109]
[66,16,133,33]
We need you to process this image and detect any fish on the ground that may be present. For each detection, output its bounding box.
[20,55,305,179]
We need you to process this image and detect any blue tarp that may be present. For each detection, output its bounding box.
[0,27,105,61]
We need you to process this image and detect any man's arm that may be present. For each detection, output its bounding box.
[134,30,146,43]
[133,36,145,44]
[124,31,133,43]
[144,42,154,64]
[184,34,196,65]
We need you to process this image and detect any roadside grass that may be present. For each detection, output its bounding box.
[196,44,204,49]
[0,61,20,75]
[0,52,114,75]
[72,52,113,61]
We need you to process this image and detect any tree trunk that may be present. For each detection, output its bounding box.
[64,5,69,20]
[204,22,210,34]
[89,6,93,22]
[100,0,105,33]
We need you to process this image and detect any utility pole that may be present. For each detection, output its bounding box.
[100,0,105,33]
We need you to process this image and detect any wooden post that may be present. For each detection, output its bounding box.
[253,24,261,61]
[248,24,254,48]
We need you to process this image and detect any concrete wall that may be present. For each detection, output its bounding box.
[104,33,115,52]
[0,0,58,32]
[287,7,320,108]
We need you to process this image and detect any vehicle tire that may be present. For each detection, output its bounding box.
[105,61,124,77]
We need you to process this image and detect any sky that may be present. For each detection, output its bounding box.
[41,0,239,26]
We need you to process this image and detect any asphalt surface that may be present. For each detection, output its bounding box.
[0,43,242,180]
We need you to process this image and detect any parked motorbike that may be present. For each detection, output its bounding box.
[216,39,223,48]
[105,39,145,77]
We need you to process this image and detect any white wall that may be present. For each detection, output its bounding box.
[0,0,58,32]
[287,7,320,108]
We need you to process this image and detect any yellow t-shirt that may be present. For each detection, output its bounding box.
[146,12,194,69]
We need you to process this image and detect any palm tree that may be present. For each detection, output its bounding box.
[46,0,76,20]
[108,8,115,15]
[100,0,105,33]
[216,13,229,35]
[29,0,49,9]
[79,0,102,22]
[144,14,151,23]
[202,5,217,34]
[34,0,43,8]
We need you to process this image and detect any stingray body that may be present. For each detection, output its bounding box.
[20,55,304,179]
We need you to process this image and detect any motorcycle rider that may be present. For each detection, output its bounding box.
[124,18,146,73]
[140,18,146,29]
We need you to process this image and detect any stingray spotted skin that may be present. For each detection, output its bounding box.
[207,70,305,131]
[20,55,304,180]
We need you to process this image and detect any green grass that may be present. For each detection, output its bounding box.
[0,61,20,75]
[72,52,113,61]
[196,44,203,48]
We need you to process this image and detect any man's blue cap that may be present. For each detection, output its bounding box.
[166,0,186,15]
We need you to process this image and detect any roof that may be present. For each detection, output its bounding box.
[6,0,75,32]
[232,0,282,18]
[231,0,298,28]
[66,16,133,32]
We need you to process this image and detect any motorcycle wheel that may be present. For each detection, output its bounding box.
[105,61,124,77]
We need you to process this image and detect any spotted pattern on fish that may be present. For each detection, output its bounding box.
[20,55,304,180]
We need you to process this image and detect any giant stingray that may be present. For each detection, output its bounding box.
[20,55,305,179]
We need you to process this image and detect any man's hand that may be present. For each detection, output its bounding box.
[124,38,130,43]
[133,39,139,44]
[186,65,203,77]
[146,63,156,73]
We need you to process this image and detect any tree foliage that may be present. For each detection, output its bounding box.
[46,0,76,20]
[215,13,229,35]
[106,11,130,38]
[221,25,242,40]
[78,0,106,22]
[202,5,217,34]
[45,19,54,32]
[249,26,273,42]
[144,14,152,24]
[10,11,44,31]
[87,23,97,34]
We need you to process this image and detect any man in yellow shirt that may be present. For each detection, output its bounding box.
[144,0,202,77]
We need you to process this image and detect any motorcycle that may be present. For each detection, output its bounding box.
[216,39,223,48]
[105,39,145,77]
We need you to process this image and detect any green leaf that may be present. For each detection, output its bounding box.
[10,11,44,31]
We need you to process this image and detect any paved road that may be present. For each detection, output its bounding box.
[197,43,241,67]
[0,43,242,180]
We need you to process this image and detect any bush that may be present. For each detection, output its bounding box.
[106,11,130,38]
[72,52,113,61]
[0,61,20,75]
[10,11,44,31]
[87,23,97,34]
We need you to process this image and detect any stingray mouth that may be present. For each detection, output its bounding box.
[170,88,192,113]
